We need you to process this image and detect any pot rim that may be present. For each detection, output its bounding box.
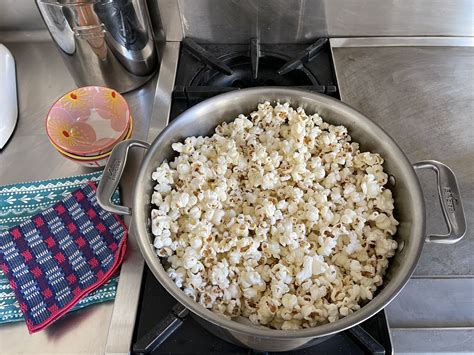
[133,87,426,339]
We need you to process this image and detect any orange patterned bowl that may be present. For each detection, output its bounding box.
[57,151,109,168]
[50,115,133,161]
[46,86,132,157]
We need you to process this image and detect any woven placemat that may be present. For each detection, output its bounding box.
[0,172,121,324]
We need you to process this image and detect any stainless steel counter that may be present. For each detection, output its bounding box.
[331,39,474,353]
[0,42,156,185]
[331,42,473,276]
[0,38,176,354]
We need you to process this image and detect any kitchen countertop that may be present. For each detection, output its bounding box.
[331,40,474,353]
[332,45,473,276]
[0,41,156,185]
[0,36,472,354]
[0,38,166,354]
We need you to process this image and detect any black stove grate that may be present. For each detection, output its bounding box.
[133,268,392,355]
[170,38,339,119]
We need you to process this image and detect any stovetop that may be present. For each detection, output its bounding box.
[134,268,392,354]
[132,39,392,354]
[170,38,339,120]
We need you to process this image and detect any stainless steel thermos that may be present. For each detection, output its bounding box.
[37,0,158,93]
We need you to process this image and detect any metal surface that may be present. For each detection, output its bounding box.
[146,41,180,142]
[0,30,51,43]
[173,0,474,43]
[181,38,233,76]
[133,303,189,353]
[0,1,46,31]
[277,38,328,76]
[386,278,474,328]
[104,41,179,355]
[332,45,474,276]
[331,41,474,354]
[331,37,474,48]
[0,38,158,354]
[37,0,158,93]
[98,87,433,351]
[156,0,183,42]
[2,1,474,40]
[98,140,151,215]
[391,328,474,354]
[413,161,467,244]
[347,325,386,354]
[250,37,259,79]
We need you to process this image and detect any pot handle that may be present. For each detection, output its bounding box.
[97,139,150,215]
[413,160,467,244]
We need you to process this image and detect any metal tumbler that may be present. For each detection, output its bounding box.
[37,0,158,93]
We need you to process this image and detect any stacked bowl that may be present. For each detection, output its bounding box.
[46,86,133,167]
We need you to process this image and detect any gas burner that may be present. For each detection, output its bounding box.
[170,38,339,118]
[192,54,317,88]
[181,37,336,93]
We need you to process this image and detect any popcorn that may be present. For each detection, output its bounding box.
[309,284,327,301]
[296,255,314,284]
[361,174,380,198]
[210,262,230,289]
[240,270,263,288]
[151,102,398,330]
[281,320,302,330]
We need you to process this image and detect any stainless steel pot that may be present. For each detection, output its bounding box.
[97,88,466,351]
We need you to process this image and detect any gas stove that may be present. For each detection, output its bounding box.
[131,39,393,354]
[169,38,339,120]
[133,269,392,355]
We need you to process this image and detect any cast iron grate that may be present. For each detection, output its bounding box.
[170,37,339,119]
[132,268,392,355]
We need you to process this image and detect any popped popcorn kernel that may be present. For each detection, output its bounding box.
[151,102,398,329]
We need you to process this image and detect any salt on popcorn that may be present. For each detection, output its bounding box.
[150,102,398,329]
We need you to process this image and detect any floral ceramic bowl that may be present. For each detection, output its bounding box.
[58,151,108,168]
[51,115,133,167]
[46,86,131,157]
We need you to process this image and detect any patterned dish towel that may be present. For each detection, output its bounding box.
[0,172,124,332]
